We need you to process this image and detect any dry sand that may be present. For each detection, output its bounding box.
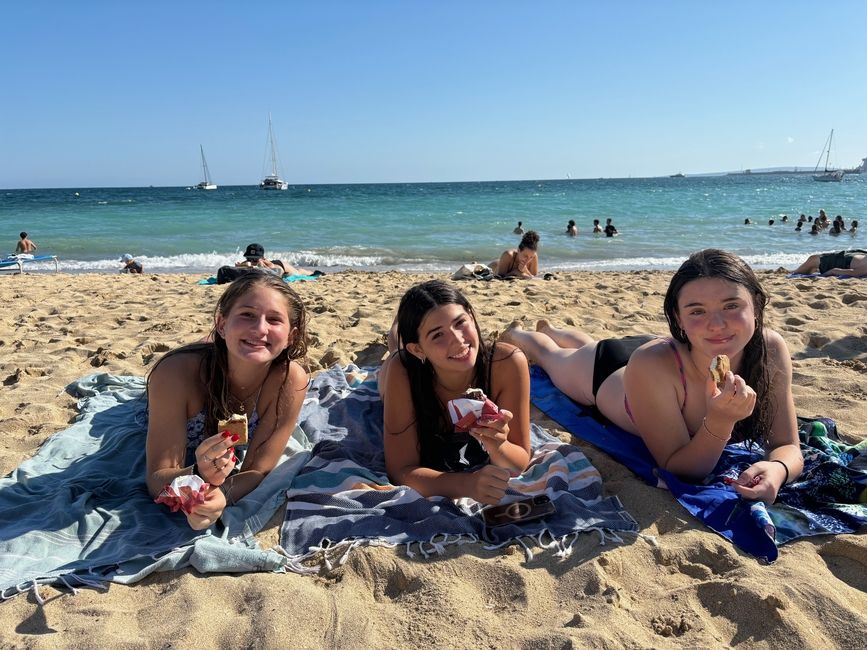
[1,270,865,649]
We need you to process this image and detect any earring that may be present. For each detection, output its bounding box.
[419,356,427,364]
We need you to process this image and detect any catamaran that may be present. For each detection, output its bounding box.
[195,145,217,190]
[813,129,844,182]
[259,114,289,190]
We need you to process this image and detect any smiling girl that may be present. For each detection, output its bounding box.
[503,249,803,503]
[146,272,309,529]
[379,280,531,504]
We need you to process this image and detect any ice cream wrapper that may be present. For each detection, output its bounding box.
[154,475,210,514]
[447,392,503,432]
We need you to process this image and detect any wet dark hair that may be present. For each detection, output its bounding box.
[148,271,308,439]
[663,249,771,446]
[20,232,27,239]
[394,280,492,452]
[518,230,539,251]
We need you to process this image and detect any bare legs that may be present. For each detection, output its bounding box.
[500,320,598,405]
[791,254,821,275]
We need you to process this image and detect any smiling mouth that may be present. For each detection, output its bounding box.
[242,338,269,349]
[449,346,471,361]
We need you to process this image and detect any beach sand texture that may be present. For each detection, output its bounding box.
[1,271,865,649]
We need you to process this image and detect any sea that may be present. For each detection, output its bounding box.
[2,174,864,274]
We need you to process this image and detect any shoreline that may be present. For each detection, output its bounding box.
[1,270,865,647]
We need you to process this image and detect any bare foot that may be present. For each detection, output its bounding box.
[536,319,551,333]
[498,320,524,345]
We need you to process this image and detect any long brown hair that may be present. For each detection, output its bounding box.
[393,280,491,449]
[663,249,771,446]
[148,271,308,437]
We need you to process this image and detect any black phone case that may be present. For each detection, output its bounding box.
[482,495,556,528]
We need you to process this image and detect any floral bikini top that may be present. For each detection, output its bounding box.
[184,408,261,465]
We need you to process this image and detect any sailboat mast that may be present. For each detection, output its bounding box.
[824,129,834,172]
[200,144,211,184]
[268,113,279,176]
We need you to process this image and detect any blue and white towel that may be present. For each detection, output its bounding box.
[279,366,638,572]
[530,366,867,563]
[0,374,313,600]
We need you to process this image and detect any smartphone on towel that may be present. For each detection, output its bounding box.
[482,495,556,528]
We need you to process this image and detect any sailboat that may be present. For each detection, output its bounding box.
[259,114,289,190]
[195,145,217,190]
[813,129,844,182]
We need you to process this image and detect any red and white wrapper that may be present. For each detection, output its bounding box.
[447,392,503,432]
[155,475,210,515]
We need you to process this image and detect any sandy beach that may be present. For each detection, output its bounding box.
[1,270,865,649]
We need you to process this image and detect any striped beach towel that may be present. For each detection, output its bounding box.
[278,366,638,572]
[0,374,313,600]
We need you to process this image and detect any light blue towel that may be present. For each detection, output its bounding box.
[0,373,313,599]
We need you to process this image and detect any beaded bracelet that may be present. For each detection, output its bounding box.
[701,417,731,442]
[770,459,790,486]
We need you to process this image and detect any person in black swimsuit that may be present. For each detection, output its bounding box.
[791,249,867,277]
[492,231,540,279]
[379,280,531,504]
[502,249,803,504]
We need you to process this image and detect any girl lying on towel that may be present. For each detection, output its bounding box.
[146,272,309,529]
[503,249,804,504]
[380,280,531,505]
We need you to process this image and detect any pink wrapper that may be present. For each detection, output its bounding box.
[446,391,503,432]
[155,475,210,515]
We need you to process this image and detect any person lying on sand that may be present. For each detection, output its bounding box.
[491,231,540,279]
[379,280,531,504]
[502,249,803,503]
[791,249,867,277]
[237,243,321,278]
[146,273,309,529]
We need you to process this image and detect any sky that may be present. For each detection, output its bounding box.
[2,1,866,188]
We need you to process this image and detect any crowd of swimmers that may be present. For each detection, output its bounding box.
[746,208,859,236]
[147,248,806,529]
[514,218,618,239]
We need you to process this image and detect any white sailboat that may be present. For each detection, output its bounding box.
[813,129,844,182]
[259,114,289,190]
[195,145,217,190]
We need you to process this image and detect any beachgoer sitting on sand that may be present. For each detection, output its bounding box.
[15,232,37,254]
[492,231,539,279]
[791,249,867,277]
[566,220,577,237]
[501,249,803,503]
[119,253,143,274]
[146,273,309,529]
[379,280,531,504]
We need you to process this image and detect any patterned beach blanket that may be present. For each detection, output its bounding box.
[530,366,867,562]
[278,366,638,572]
[0,374,314,600]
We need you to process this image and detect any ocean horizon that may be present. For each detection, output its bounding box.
[3,174,864,275]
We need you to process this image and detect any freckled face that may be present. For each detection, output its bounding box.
[412,304,479,370]
[677,278,756,358]
[217,286,294,364]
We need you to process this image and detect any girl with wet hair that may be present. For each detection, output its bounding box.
[503,249,802,503]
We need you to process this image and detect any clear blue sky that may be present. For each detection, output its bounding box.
[3,1,865,188]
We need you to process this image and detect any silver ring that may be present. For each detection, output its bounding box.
[212,458,220,470]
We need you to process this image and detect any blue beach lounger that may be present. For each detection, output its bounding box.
[0,255,59,273]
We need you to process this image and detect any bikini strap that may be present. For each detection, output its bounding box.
[666,338,688,402]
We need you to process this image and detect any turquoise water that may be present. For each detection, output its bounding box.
[2,175,865,273]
